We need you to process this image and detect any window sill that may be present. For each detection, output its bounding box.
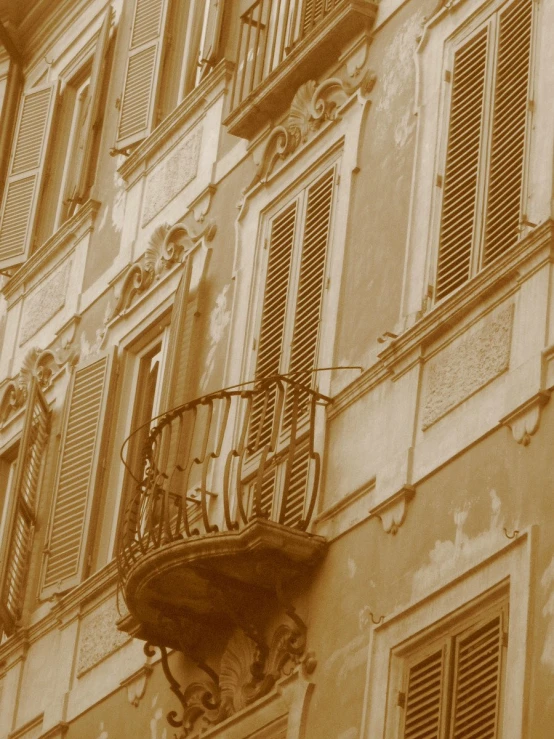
[224,0,378,140]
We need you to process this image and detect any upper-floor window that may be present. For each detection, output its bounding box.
[434,0,534,301]
[0,8,112,272]
[115,0,224,152]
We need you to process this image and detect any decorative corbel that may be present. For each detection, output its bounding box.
[369,485,415,535]
[120,662,153,707]
[108,220,216,322]
[189,184,217,223]
[500,391,550,446]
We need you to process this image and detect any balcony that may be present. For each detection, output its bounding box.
[225,0,379,139]
[116,375,329,652]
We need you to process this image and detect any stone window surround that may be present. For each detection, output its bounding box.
[361,527,534,739]
[400,0,553,325]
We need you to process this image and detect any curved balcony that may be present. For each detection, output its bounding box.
[116,375,330,649]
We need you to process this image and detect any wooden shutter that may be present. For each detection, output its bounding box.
[435,29,489,301]
[0,82,57,270]
[116,0,169,149]
[482,0,533,266]
[401,647,446,739]
[0,381,49,634]
[450,611,506,739]
[250,201,298,448]
[72,6,114,208]
[197,0,225,81]
[41,351,116,596]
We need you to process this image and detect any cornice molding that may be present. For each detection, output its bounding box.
[118,60,235,183]
[2,199,100,304]
[329,220,554,419]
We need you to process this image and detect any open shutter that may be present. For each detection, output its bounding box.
[197,0,225,82]
[450,610,506,739]
[116,0,169,150]
[250,201,298,448]
[482,0,533,265]
[41,351,116,596]
[0,380,49,635]
[435,28,489,301]
[71,6,114,209]
[0,82,57,270]
[401,647,447,739]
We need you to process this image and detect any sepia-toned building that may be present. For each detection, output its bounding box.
[0,0,552,737]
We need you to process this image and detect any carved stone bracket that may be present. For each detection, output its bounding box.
[369,485,416,535]
[247,65,376,191]
[108,219,216,322]
[0,344,79,425]
[500,391,550,446]
[150,604,308,738]
[120,662,153,707]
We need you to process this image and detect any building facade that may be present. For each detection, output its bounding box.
[0,0,552,737]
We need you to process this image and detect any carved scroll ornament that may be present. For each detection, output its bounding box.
[249,66,376,190]
[0,344,78,425]
[108,219,216,321]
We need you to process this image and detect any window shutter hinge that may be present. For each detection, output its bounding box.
[502,631,508,647]
[528,99,535,112]
[444,70,451,83]
[326,277,330,290]
[397,691,406,709]
[264,238,268,250]
[115,97,121,111]
[436,174,443,188]
[252,338,257,351]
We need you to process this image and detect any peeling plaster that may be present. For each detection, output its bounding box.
[324,634,367,687]
[337,729,358,739]
[376,13,424,115]
[201,284,231,390]
[96,722,108,739]
[111,166,127,233]
[150,707,167,739]
[348,557,357,579]
[541,556,554,671]
[411,490,511,601]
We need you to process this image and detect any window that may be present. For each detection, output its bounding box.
[434,0,534,301]
[243,166,336,524]
[0,7,112,271]
[0,380,49,637]
[397,599,508,739]
[115,0,224,152]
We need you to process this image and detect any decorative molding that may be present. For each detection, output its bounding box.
[150,611,308,738]
[37,724,68,739]
[189,184,217,223]
[76,598,131,676]
[106,219,216,323]
[369,486,415,535]
[120,662,153,707]
[247,66,376,192]
[8,714,43,739]
[421,303,514,430]
[500,391,550,446]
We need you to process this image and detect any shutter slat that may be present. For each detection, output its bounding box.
[483,0,533,265]
[435,29,488,300]
[0,84,57,268]
[402,648,444,739]
[42,355,113,593]
[116,0,168,148]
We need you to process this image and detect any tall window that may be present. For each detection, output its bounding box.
[435,0,534,301]
[398,600,508,739]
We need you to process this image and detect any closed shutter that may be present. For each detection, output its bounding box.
[41,351,116,596]
[0,82,57,270]
[116,0,169,150]
[250,201,298,449]
[0,380,49,634]
[72,6,113,209]
[401,647,446,739]
[435,28,489,301]
[197,0,225,82]
[482,0,533,265]
[450,612,506,739]
[285,167,334,424]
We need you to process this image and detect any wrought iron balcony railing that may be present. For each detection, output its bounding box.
[117,375,331,585]
[230,0,343,112]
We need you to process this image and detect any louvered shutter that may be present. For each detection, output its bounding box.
[116,0,169,149]
[450,611,506,739]
[72,6,113,209]
[0,380,49,635]
[250,201,298,449]
[41,351,116,596]
[401,647,446,739]
[0,82,57,269]
[482,0,533,265]
[435,29,489,301]
[197,0,225,82]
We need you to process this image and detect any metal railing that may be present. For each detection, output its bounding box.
[117,375,331,583]
[230,0,343,110]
